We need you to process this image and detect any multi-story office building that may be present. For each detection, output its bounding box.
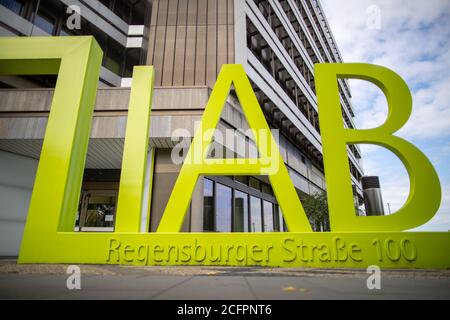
[0,0,149,87]
[0,0,364,256]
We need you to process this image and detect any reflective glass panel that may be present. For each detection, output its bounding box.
[215,183,232,232]
[250,196,262,232]
[234,190,248,232]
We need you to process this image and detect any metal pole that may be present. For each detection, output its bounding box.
[30,0,41,36]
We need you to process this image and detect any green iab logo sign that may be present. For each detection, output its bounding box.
[1,36,448,268]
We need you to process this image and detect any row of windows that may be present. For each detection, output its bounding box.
[73,175,290,233]
[0,0,145,79]
[0,0,26,16]
[247,18,321,134]
[349,158,362,182]
[249,80,324,169]
[294,0,355,121]
[247,13,361,163]
[235,175,274,195]
[247,19,362,182]
[277,0,360,158]
[254,1,317,93]
[1,0,144,25]
[203,178,286,233]
[289,0,352,107]
[254,0,355,131]
[97,0,145,25]
[251,1,353,128]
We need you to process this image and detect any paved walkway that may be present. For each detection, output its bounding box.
[0,260,449,299]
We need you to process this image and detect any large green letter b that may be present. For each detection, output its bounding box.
[315,63,441,232]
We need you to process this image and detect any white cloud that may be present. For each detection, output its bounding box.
[322,0,450,139]
[399,77,450,139]
[412,186,450,231]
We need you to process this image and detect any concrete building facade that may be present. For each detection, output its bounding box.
[0,0,364,256]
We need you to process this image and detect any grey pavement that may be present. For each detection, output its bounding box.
[0,260,449,299]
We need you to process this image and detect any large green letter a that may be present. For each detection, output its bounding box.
[157,64,312,232]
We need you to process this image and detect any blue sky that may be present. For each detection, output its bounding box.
[321,0,450,230]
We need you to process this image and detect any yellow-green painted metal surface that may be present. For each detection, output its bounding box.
[0,37,447,269]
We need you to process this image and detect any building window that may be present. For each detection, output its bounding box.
[273,205,280,231]
[249,177,260,191]
[103,39,124,75]
[234,190,249,232]
[0,0,26,15]
[203,176,285,233]
[76,190,117,231]
[215,183,232,232]
[33,10,56,35]
[261,183,273,196]
[250,196,262,232]
[98,0,111,10]
[112,0,131,24]
[263,200,274,232]
[203,178,214,231]
[124,48,140,77]
[278,207,286,232]
[234,175,248,186]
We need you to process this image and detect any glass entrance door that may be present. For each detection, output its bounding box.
[76,190,118,232]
